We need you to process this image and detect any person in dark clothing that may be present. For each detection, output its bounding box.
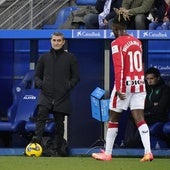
[121,0,154,29]
[149,0,170,30]
[124,67,170,148]
[31,32,80,156]
[144,67,170,124]
[84,0,122,29]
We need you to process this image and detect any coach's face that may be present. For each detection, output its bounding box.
[51,35,65,50]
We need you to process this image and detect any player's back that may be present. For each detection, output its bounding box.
[111,34,145,93]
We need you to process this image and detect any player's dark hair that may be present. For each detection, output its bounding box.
[113,14,127,27]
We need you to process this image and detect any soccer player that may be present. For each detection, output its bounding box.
[92,10,154,162]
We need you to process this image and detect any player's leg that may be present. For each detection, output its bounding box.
[132,109,153,161]
[92,110,121,161]
[92,88,127,161]
[105,110,121,154]
[131,92,153,162]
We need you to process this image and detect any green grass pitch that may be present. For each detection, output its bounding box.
[0,156,169,170]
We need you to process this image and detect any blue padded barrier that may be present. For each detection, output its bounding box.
[76,0,97,5]
[42,6,78,29]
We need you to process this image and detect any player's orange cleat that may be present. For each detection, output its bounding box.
[140,153,154,162]
[92,152,112,161]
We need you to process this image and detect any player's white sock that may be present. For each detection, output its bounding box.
[105,122,118,155]
[138,121,151,154]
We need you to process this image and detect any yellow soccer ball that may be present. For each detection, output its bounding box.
[25,143,43,157]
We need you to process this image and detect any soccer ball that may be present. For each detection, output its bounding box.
[25,143,43,157]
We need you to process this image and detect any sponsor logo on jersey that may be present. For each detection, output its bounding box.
[126,80,145,86]
[112,45,119,54]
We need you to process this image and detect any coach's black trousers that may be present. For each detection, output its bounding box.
[35,105,65,152]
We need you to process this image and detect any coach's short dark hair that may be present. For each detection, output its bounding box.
[51,32,65,40]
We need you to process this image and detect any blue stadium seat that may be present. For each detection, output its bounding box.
[42,6,78,29]
[163,122,170,135]
[150,122,164,137]
[0,70,55,136]
[13,70,35,102]
[163,112,170,139]
[0,87,39,133]
[149,122,168,149]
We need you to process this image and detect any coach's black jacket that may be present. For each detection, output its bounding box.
[34,47,80,115]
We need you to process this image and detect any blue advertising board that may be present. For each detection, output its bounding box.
[0,29,170,39]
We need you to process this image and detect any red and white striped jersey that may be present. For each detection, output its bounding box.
[111,34,146,93]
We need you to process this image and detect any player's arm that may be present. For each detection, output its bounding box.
[111,43,125,99]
